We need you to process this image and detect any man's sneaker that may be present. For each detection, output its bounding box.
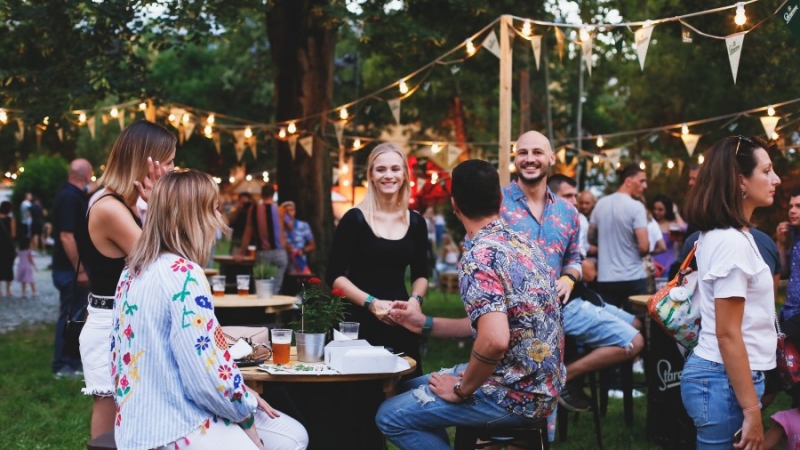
[608,389,644,399]
[558,383,591,412]
[632,359,645,374]
[53,367,83,380]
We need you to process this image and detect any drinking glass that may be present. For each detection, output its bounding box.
[271,329,293,364]
[236,275,250,296]
[339,322,360,340]
[247,245,256,258]
[211,275,226,297]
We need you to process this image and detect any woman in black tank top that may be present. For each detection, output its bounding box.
[76,120,176,439]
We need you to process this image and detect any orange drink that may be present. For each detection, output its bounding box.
[271,329,293,364]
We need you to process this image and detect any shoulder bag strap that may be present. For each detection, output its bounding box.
[670,243,697,287]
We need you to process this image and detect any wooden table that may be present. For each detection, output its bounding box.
[629,294,650,313]
[213,255,256,266]
[213,294,298,314]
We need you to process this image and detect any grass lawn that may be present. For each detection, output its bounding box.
[2,269,790,449]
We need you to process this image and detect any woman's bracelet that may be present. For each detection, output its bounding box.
[559,275,575,289]
[742,404,760,412]
[421,316,434,337]
[238,414,256,429]
[364,295,375,310]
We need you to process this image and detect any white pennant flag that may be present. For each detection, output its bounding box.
[604,148,621,166]
[681,134,701,157]
[169,108,185,127]
[183,121,196,141]
[87,116,97,139]
[760,116,780,138]
[677,160,685,175]
[725,33,745,84]
[447,145,462,168]
[57,128,63,142]
[557,148,566,164]
[387,98,401,124]
[635,25,654,71]
[248,137,257,160]
[288,135,298,160]
[101,114,109,125]
[581,36,593,76]
[651,162,663,178]
[233,130,247,162]
[531,35,542,70]
[299,135,313,158]
[117,109,125,130]
[15,119,24,142]
[334,121,345,147]
[481,31,501,59]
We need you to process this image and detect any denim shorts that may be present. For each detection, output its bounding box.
[562,298,638,350]
[680,353,765,449]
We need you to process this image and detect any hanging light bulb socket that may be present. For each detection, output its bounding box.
[522,19,532,37]
[207,114,215,124]
[139,102,147,111]
[78,112,87,124]
[353,138,361,149]
[110,107,119,118]
[339,107,348,120]
[278,128,287,139]
[767,105,775,117]
[465,39,476,56]
[399,80,409,95]
[244,127,253,139]
[734,2,746,26]
[0,109,7,124]
[596,136,604,147]
[681,123,689,135]
[287,121,297,134]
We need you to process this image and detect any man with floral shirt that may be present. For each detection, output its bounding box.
[377,160,564,450]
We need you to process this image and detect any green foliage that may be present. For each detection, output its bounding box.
[291,278,346,334]
[252,262,280,280]
[11,155,69,211]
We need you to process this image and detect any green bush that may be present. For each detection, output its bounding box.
[11,155,69,212]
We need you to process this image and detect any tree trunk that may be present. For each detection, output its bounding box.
[267,1,338,279]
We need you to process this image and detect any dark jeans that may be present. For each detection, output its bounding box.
[52,269,88,373]
[592,278,647,312]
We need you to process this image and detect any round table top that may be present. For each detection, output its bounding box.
[213,255,255,265]
[629,294,650,306]
[213,294,298,308]
[240,351,417,383]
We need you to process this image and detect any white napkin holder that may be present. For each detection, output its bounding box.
[324,340,397,374]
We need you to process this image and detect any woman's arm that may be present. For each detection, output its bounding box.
[89,197,143,258]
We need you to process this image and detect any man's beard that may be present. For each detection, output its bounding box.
[516,165,549,186]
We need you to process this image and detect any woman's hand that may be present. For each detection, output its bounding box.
[734,408,764,449]
[133,157,169,202]
[370,299,397,325]
[777,222,791,248]
[246,387,280,419]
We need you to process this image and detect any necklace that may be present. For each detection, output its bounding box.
[737,229,761,260]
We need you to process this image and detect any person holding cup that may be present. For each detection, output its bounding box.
[112,169,307,450]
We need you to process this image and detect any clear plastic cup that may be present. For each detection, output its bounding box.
[211,275,226,297]
[339,322,360,340]
[236,275,250,296]
[271,329,293,364]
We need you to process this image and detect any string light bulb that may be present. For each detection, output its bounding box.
[579,27,591,43]
[245,175,253,181]
[509,162,516,172]
[204,124,213,137]
[465,39,476,56]
[734,3,747,26]
[593,156,600,164]
[43,116,49,126]
[139,102,147,111]
[667,159,675,169]
[681,123,689,135]
[244,127,253,139]
[767,105,775,117]
[287,122,296,134]
[339,107,348,120]
[399,80,409,95]
[0,109,7,124]
[596,136,604,147]
[182,113,190,124]
[278,128,286,139]
[431,142,441,154]
[698,154,705,164]
[353,138,361,149]
[207,114,215,124]
[522,19,532,37]
[110,107,119,118]
[168,113,176,123]
[341,163,349,174]
[229,176,235,184]
[639,161,646,170]
[78,112,87,124]
[772,132,779,140]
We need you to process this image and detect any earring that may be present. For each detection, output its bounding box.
[741,189,748,199]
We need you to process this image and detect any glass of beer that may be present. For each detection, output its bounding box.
[211,275,226,297]
[236,275,250,296]
[271,329,293,365]
[247,245,256,259]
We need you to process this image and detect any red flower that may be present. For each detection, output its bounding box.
[120,375,129,389]
[331,288,345,297]
[308,277,322,284]
[122,352,131,365]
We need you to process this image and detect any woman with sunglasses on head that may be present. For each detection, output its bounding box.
[681,135,780,449]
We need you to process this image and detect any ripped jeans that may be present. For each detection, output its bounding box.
[375,364,539,450]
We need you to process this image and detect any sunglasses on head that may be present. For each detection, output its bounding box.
[733,135,754,156]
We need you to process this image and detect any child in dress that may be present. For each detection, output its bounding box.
[764,407,800,448]
[15,237,36,298]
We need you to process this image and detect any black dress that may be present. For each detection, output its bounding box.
[326,208,429,377]
[0,216,14,281]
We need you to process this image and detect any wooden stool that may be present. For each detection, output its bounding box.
[558,337,603,448]
[454,419,550,450]
[87,429,116,450]
[439,271,459,295]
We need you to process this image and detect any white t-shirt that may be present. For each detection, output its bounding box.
[693,228,777,370]
[579,213,590,257]
[647,219,663,253]
[590,192,649,281]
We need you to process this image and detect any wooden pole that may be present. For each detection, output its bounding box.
[498,15,513,187]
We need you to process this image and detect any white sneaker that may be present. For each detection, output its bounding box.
[607,389,644,399]
[632,360,645,374]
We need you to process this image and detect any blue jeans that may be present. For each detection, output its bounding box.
[52,269,88,373]
[680,353,765,449]
[376,364,542,450]
[563,298,638,349]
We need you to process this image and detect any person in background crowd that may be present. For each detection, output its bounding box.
[76,120,174,439]
[29,195,46,253]
[777,187,800,406]
[0,200,16,296]
[326,142,428,448]
[763,405,800,448]
[282,201,315,274]
[688,164,700,189]
[681,135,780,448]
[423,206,437,285]
[238,184,288,293]
[50,159,93,379]
[436,233,460,274]
[589,164,650,309]
[16,236,36,298]
[112,170,307,450]
[227,192,253,254]
[20,192,32,238]
[379,159,564,449]
[650,194,687,277]
[548,174,590,257]
[577,190,596,219]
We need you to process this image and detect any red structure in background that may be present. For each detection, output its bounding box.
[407,156,451,212]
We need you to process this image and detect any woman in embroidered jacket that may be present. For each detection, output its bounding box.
[111,170,307,450]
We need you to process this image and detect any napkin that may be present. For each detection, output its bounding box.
[332,329,352,341]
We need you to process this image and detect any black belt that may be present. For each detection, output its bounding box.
[89,294,114,310]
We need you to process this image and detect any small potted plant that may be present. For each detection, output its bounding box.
[291,277,346,362]
[252,263,279,299]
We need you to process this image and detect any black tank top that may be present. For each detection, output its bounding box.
[76,193,142,296]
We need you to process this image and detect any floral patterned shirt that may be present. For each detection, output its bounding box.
[782,227,800,322]
[500,182,582,280]
[111,253,256,450]
[461,219,565,418]
[286,219,314,273]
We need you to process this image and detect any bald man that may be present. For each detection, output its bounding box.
[577,190,596,219]
[51,158,93,378]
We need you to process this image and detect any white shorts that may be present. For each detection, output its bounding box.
[79,305,114,397]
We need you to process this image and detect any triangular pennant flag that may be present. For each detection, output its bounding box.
[557,148,566,164]
[299,135,313,158]
[725,33,745,84]
[581,35,593,76]
[447,145,462,168]
[450,65,460,75]
[677,160,685,175]
[781,1,800,42]
[334,121,345,147]
[183,121,195,141]
[212,133,221,155]
[145,103,156,122]
[531,35,542,70]
[387,98,401,125]
[604,148,621,166]
[586,159,593,173]
[35,126,43,148]
[117,109,125,130]
[248,137,257,160]
[169,108,185,128]
[423,81,431,92]
[554,27,565,61]
[288,135,298,160]
[233,130,247,162]
[15,119,24,142]
[57,128,63,142]
[178,128,185,145]
[87,116,97,139]
[652,162,663,178]
[635,25,654,71]
[365,105,371,115]
[681,133,701,157]
[681,24,693,43]
[101,114,109,126]
[760,116,780,138]
[481,31,501,59]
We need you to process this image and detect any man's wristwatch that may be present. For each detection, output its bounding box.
[411,294,424,306]
[453,380,473,401]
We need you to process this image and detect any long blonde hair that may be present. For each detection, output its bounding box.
[127,169,229,271]
[98,120,176,206]
[357,143,410,229]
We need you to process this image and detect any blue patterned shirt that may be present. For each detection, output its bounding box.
[286,219,315,273]
[500,182,582,281]
[460,219,564,418]
[782,228,800,322]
